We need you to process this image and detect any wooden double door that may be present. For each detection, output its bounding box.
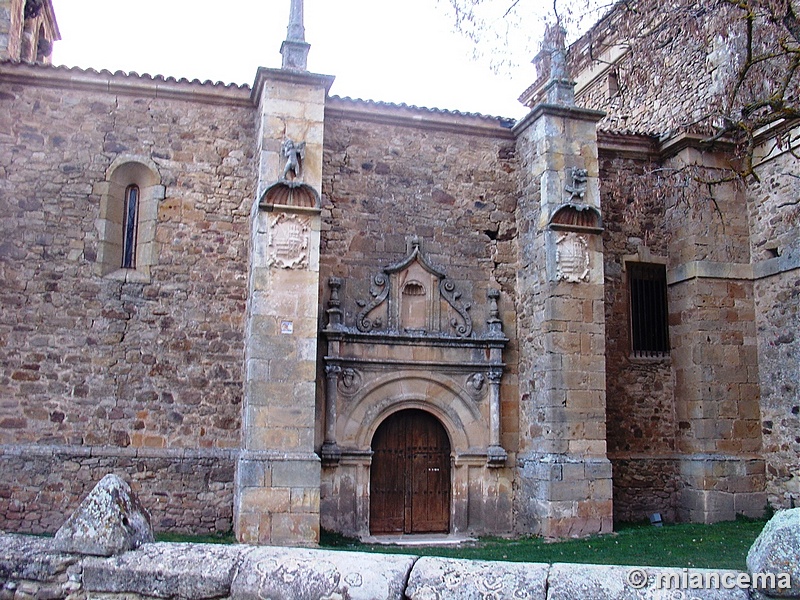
[370,409,451,534]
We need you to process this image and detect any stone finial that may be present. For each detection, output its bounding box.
[326,276,344,330]
[541,23,575,106]
[281,0,310,70]
[54,474,154,556]
[487,288,504,337]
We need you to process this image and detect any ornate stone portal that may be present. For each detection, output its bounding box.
[320,239,511,537]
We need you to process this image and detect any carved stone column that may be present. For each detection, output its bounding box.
[321,365,341,464]
[486,367,507,466]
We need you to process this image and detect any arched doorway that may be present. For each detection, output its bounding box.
[369,409,451,534]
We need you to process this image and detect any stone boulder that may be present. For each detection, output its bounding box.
[747,508,800,598]
[54,473,154,556]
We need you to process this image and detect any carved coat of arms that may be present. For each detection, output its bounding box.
[268,213,310,269]
[555,232,590,282]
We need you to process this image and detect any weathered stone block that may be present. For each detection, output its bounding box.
[406,556,548,599]
[734,492,768,519]
[239,487,291,514]
[547,563,750,599]
[83,542,242,599]
[231,547,415,600]
[0,533,76,581]
[271,459,320,488]
[237,459,269,488]
[270,513,319,545]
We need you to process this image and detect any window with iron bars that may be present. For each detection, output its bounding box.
[628,262,670,358]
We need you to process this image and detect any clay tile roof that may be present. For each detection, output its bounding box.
[0,59,251,91]
[329,95,517,128]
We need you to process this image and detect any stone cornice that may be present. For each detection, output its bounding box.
[667,251,800,286]
[513,103,606,135]
[323,329,508,349]
[597,130,659,160]
[658,131,738,158]
[325,96,516,139]
[0,61,252,107]
[324,356,506,374]
[250,66,335,104]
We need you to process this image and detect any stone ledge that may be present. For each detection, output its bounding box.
[232,546,414,600]
[0,533,776,600]
[547,563,751,600]
[667,251,800,286]
[0,444,237,460]
[83,542,242,599]
[0,533,78,582]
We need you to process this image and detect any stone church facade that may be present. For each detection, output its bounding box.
[0,0,797,545]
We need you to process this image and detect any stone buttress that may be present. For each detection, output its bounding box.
[512,29,613,537]
[234,54,334,542]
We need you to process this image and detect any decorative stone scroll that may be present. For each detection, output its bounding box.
[268,213,310,269]
[555,232,590,283]
[351,237,473,337]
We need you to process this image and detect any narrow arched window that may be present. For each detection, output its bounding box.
[121,184,139,269]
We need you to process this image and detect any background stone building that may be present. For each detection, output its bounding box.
[0,0,797,545]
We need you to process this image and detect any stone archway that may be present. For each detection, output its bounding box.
[369,409,451,535]
[320,239,511,538]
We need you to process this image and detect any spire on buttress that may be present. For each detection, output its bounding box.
[280,0,310,71]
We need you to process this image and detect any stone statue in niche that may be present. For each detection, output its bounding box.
[268,213,310,269]
[555,232,590,283]
[565,167,588,202]
[282,139,306,182]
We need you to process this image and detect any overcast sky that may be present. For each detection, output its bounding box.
[52,0,535,119]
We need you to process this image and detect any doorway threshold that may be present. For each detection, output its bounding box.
[362,533,477,547]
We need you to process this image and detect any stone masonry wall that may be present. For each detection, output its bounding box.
[320,100,521,453]
[571,2,746,135]
[0,64,254,533]
[318,100,520,536]
[748,144,800,508]
[0,447,234,535]
[599,144,680,522]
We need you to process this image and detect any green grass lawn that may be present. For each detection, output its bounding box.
[319,517,768,571]
[154,517,767,571]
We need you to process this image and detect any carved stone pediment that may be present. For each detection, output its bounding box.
[349,237,473,338]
